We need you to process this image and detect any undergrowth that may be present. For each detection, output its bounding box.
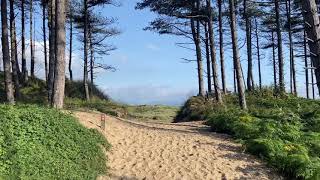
[0,105,110,179]
[177,88,320,179]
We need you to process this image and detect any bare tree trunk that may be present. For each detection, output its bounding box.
[30,0,35,78]
[48,0,56,103]
[52,0,66,109]
[191,18,205,97]
[286,0,296,95]
[83,0,90,100]
[301,0,320,95]
[204,22,212,94]
[21,0,27,83]
[1,0,15,104]
[275,0,285,93]
[304,29,310,99]
[89,28,94,97]
[229,0,247,109]
[311,61,316,99]
[42,1,48,82]
[272,31,277,89]
[255,18,262,90]
[14,23,20,77]
[10,0,20,99]
[207,0,223,103]
[69,5,73,81]
[244,0,254,91]
[218,0,226,93]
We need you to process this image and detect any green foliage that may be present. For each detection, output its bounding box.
[0,105,110,179]
[181,89,320,179]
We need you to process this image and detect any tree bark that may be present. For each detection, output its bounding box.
[255,18,262,90]
[30,0,35,78]
[47,0,56,103]
[304,29,310,99]
[52,0,66,109]
[218,0,226,94]
[69,4,73,81]
[275,0,285,93]
[204,22,212,94]
[286,0,296,95]
[1,0,15,104]
[21,0,27,83]
[229,0,247,109]
[272,31,277,89]
[42,1,48,82]
[244,0,254,91]
[89,28,94,97]
[206,0,223,103]
[301,0,320,96]
[83,0,90,100]
[10,0,20,99]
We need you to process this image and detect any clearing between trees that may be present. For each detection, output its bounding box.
[74,111,281,180]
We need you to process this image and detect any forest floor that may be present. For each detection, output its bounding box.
[74,111,282,180]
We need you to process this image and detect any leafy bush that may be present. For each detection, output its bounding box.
[0,105,110,179]
[181,90,320,179]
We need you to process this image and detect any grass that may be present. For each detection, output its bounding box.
[0,105,110,179]
[177,88,320,179]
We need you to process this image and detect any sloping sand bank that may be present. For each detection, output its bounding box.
[74,111,281,180]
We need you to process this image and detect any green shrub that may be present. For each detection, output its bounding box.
[0,105,110,179]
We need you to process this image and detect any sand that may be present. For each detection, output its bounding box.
[73,111,282,180]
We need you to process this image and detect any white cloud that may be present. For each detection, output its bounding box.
[146,43,160,51]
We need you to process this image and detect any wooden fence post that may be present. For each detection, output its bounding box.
[101,114,106,131]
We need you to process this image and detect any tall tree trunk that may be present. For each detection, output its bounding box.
[21,0,27,83]
[275,0,285,93]
[204,22,212,94]
[311,61,315,99]
[47,0,56,103]
[89,29,94,97]
[301,0,320,95]
[14,23,20,76]
[244,0,254,91]
[272,31,277,89]
[30,0,35,78]
[10,0,20,99]
[218,0,226,93]
[1,0,15,104]
[304,29,310,99]
[69,5,73,81]
[52,0,66,109]
[207,0,223,103]
[286,0,296,95]
[255,18,262,90]
[42,1,48,82]
[229,0,247,109]
[83,0,90,100]
[191,18,205,97]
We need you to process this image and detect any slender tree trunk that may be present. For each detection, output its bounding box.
[275,0,285,93]
[1,0,15,104]
[207,0,223,103]
[10,0,20,99]
[301,0,320,95]
[83,0,90,100]
[69,6,73,81]
[48,0,56,103]
[42,2,48,82]
[30,0,35,78]
[21,0,27,83]
[244,0,254,91]
[304,29,310,99]
[255,18,262,90]
[89,29,94,97]
[286,0,296,95]
[14,23,20,76]
[272,31,277,89]
[191,18,205,97]
[218,0,226,93]
[52,0,66,109]
[204,23,212,94]
[311,61,315,99]
[229,0,247,109]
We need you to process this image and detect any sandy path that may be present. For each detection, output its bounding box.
[74,111,281,180]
